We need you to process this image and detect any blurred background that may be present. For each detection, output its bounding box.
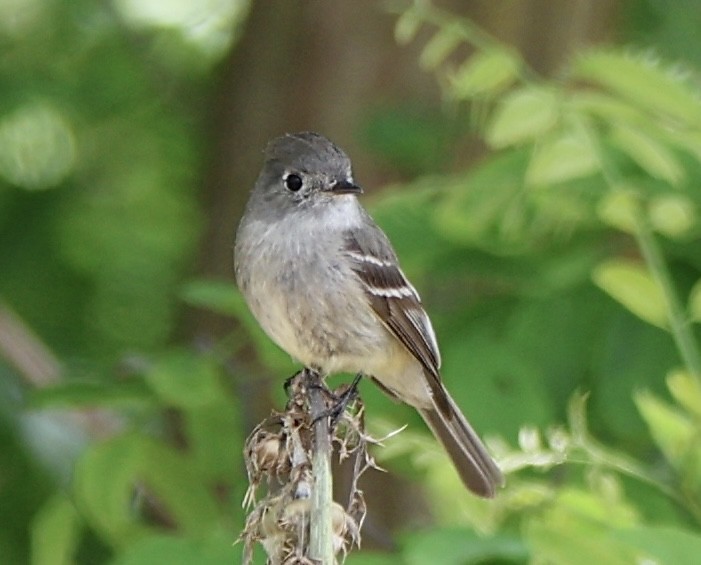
[2,0,701,563]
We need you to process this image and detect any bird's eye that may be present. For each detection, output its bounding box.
[284,173,303,192]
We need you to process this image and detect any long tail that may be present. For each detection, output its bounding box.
[418,387,504,498]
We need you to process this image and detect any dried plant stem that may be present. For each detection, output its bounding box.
[306,368,335,564]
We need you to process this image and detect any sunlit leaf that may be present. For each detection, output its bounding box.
[450,49,520,98]
[592,259,668,329]
[420,25,462,70]
[573,50,701,126]
[486,86,560,147]
[610,123,684,185]
[394,9,421,45]
[526,129,599,186]
[596,189,640,234]
[634,391,700,471]
[613,526,701,565]
[647,194,695,238]
[667,369,701,420]
[525,488,639,565]
[0,102,76,190]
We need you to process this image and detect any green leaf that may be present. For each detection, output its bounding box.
[111,533,234,565]
[401,528,528,565]
[526,129,599,186]
[180,279,239,317]
[420,25,462,70]
[31,493,81,565]
[573,50,701,126]
[613,526,701,565]
[74,435,220,545]
[596,189,640,234]
[486,86,560,147]
[394,9,421,45]
[592,259,668,329]
[667,369,701,420]
[29,380,154,410]
[73,435,152,544]
[647,194,695,238]
[525,489,639,565]
[184,402,242,481]
[145,350,224,408]
[610,124,684,185]
[450,49,520,98]
[634,391,699,471]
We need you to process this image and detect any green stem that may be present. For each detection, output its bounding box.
[632,212,701,385]
[579,116,701,386]
[307,369,335,564]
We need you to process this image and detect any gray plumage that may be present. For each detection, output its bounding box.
[234,132,503,497]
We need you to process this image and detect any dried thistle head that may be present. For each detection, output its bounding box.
[239,372,381,564]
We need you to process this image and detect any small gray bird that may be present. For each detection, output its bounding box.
[234,132,503,497]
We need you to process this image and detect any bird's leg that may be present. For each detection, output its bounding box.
[312,372,364,426]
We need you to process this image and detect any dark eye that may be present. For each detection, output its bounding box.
[284,173,303,192]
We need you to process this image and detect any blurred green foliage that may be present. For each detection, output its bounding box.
[3,0,701,563]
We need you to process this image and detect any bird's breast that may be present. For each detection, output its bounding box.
[238,221,388,372]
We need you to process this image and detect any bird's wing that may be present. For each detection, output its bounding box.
[343,226,443,387]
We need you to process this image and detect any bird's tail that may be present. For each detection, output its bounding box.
[418,387,503,498]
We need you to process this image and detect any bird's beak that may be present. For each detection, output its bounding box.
[328,179,363,195]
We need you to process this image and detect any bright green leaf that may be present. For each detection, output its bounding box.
[450,49,520,98]
[145,350,224,408]
[525,489,639,565]
[31,493,81,565]
[596,189,640,234]
[526,129,599,186]
[614,526,701,565]
[420,25,462,70]
[592,259,668,329]
[648,194,695,238]
[610,124,684,185]
[634,391,699,470]
[667,369,701,420]
[486,86,559,147]
[573,50,701,126]
[394,9,421,45]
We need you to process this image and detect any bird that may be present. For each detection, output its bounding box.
[234,131,503,497]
